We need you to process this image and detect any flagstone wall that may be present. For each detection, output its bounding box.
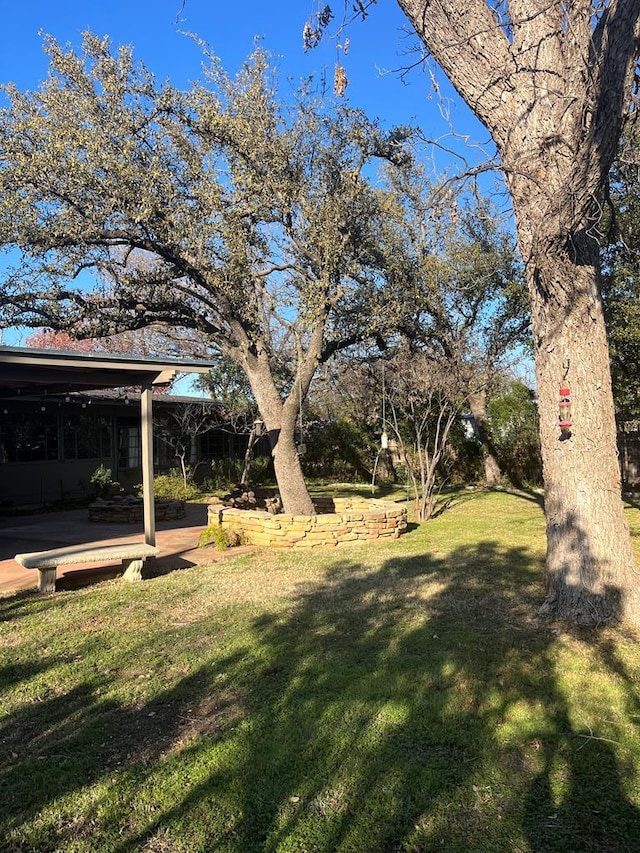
[207,497,408,549]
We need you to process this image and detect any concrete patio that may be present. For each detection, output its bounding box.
[0,501,224,594]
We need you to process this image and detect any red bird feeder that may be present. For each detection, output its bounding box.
[559,386,572,432]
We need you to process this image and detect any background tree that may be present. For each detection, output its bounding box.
[307,348,538,492]
[197,355,268,485]
[304,354,396,483]
[377,0,640,624]
[153,400,217,487]
[487,379,541,488]
[378,167,528,485]
[24,327,194,393]
[25,330,95,353]
[384,347,463,520]
[602,118,640,426]
[0,35,414,515]
[598,119,640,489]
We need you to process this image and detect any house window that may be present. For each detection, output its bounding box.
[199,430,248,460]
[63,414,112,460]
[118,420,141,469]
[0,413,59,463]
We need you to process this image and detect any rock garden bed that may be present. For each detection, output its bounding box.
[88,495,186,523]
[207,495,407,549]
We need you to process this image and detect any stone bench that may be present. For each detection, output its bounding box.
[14,542,159,593]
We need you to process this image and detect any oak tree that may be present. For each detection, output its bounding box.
[390,0,640,623]
[0,34,410,514]
[380,170,528,486]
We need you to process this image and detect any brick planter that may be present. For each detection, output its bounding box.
[207,496,407,549]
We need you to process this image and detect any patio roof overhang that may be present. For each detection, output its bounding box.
[0,346,217,549]
[0,345,215,400]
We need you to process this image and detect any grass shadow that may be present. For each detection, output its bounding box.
[2,516,640,850]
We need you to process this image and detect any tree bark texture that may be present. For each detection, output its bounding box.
[241,427,258,486]
[468,391,502,486]
[396,0,640,623]
[518,222,640,624]
[241,349,315,516]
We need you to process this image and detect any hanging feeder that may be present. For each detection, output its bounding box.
[381,430,389,450]
[559,386,572,434]
[253,418,264,437]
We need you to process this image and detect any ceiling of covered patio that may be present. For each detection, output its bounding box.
[0,346,215,400]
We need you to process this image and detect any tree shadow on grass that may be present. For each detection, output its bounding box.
[1,536,640,851]
[225,545,640,852]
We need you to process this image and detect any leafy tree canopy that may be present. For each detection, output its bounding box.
[0,32,414,513]
[0,33,411,361]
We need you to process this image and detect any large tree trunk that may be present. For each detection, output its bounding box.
[242,352,315,516]
[516,222,640,624]
[268,415,315,516]
[395,0,640,624]
[468,390,502,486]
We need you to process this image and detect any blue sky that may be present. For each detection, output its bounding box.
[0,0,487,139]
[0,0,496,353]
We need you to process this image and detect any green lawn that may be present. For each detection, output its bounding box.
[2,489,640,852]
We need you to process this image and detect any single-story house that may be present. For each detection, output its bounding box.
[0,347,233,522]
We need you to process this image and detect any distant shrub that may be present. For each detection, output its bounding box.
[89,464,121,499]
[488,382,541,488]
[245,455,272,485]
[140,474,201,501]
[208,455,273,490]
[301,418,375,482]
[199,524,245,550]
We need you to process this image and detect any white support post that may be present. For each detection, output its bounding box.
[140,386,156,546]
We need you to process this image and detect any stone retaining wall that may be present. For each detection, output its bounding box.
[89,498,186,523]
[208,496,407,549]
